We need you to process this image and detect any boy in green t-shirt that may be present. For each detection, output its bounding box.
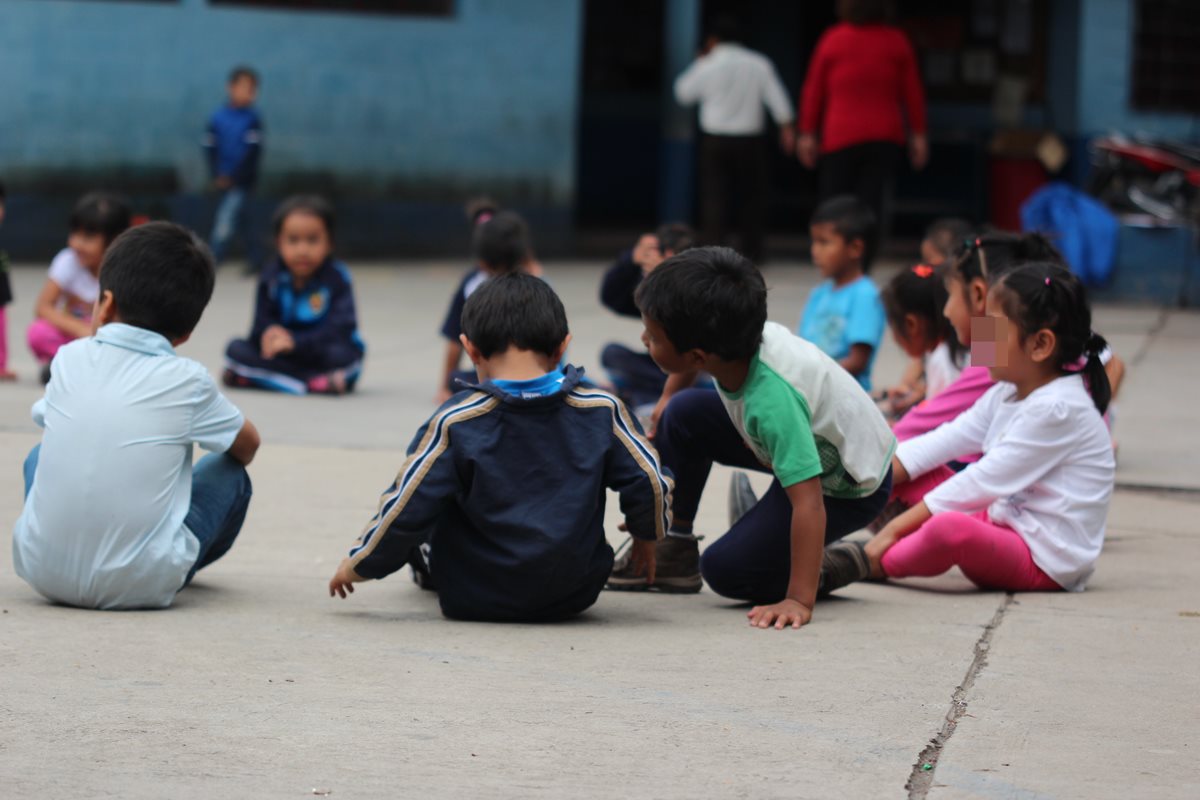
[607,246,895,629]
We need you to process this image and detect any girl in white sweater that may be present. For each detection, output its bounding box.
[823,262,1115,593]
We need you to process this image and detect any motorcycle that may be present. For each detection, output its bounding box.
[1087,134,1200,224]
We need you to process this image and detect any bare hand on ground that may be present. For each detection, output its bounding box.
[747,598,813,629]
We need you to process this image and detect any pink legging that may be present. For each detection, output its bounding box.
[27,318,81,364]
[881,511,1062,591]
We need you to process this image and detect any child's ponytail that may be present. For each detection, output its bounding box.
[995,262,1111,414]
[1080,331,1112,416]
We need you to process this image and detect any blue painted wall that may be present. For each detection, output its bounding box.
[0,0,584,256]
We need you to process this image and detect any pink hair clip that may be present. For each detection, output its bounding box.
[912,264,934,278]
[1044,277,1051,286]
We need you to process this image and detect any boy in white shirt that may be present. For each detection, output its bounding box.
[14,222,261,610]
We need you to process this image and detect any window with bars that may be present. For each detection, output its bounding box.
[1131,0,1200,113]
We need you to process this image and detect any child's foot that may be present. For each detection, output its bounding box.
[818,540,871,597]
[727,471,758,527]
[307,370,349,395]
[0,369,17,382]
[606,535,702,593]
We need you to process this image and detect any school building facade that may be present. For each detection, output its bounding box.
[0,0,1196,258]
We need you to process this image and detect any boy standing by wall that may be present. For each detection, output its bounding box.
[204,66,264,272]
[13,223,260,609]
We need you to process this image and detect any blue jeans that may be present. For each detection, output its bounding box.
[210,187,262,268]
[655,389,892,603]
[23,446,252,584]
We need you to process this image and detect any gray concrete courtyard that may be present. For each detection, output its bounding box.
[1,258,1197,799]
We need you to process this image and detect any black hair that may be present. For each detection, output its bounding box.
[882,264,966,366]
[923,218,975,262]
[229,65,259,85]
[947,231,1065,288]
[69,192,132,244]
[460,272,568,359]
[98,221,216,341]
[635,245,767,362]
[655,222,696,256]
[709,14,742,42]
[994,262,1111,414]
[473,210,529,272]
[811,194,879,270]
[272,194,336,240]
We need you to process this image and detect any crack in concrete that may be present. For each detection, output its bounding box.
[905,594,1015,799]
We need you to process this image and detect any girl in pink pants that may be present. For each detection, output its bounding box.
[822,263,1116,595]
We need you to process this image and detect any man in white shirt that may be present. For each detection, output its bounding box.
[674,16,794,263]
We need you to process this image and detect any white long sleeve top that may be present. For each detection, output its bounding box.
[674,44,794,135]
[896,375,1115,591]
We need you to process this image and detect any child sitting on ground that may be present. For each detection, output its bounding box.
[437,210,535,402]
[606,246,895,630]
[224,195,364,395]
[799,195,886,391]
[13,222,261,610]
[821,263,1115,594]
[330,273,671,622]
[28,192,131,383]
[599,222,696,409]
[876,264,965,420]
[885,217,976,413]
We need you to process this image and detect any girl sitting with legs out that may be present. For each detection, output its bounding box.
[821,262,1116,594]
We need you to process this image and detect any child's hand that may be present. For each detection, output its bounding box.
[329,559,363,599]
[260,325,295,358]
[630,539,657,585]
[747,598,813,629]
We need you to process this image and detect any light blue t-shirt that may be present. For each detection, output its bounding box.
[798,275,886,391]
[13,324,244,610]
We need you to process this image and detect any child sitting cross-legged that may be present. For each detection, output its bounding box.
[821,263,1116,595]
[329,273,672,622]
[224,195,364,395]
[607,246,895,630]
[14,222,260,610]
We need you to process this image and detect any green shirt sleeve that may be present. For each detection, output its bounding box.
[744,375,822,487]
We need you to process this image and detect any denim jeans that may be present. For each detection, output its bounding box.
[23,446,252,584]
[210,187,262,268]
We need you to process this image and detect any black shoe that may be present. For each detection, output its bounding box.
[39,364,52,385]
[727,471,758,527]
[409,543,436,591]
[818,541,871,597]
[606,535,702,593]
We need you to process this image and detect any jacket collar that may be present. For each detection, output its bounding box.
[94,323,175,356]
[460,364,587,406]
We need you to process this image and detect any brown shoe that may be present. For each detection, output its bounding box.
[606,535,702,593]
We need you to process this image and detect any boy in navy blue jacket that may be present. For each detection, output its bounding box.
[225,196,363,395]
[204,66,264,271]
[330,273,672,622]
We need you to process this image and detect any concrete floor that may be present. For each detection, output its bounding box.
[1,259,1197,799]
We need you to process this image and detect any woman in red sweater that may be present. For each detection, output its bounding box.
[797,0,927,254]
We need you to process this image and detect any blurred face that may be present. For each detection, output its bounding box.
[979,286,1053,384]
[890,314,931,359]
[942,274,986,346]
[641,316,695,375]
[68,230,107,273]
[277,211,332,283]
[809,223,860,281]
[228,76,258,108]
